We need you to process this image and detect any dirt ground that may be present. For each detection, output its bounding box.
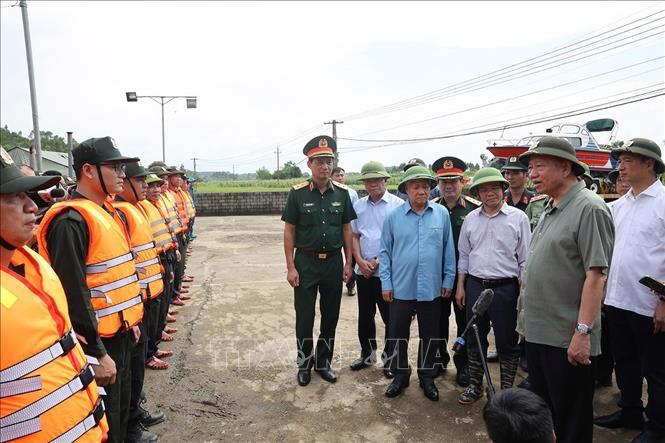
[144,215,641,443]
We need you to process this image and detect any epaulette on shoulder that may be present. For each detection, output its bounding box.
[464,195,481,206]
[530,194,548,202]
[292,181,309,190]
[431,196,442,203]
[332,180,348,190]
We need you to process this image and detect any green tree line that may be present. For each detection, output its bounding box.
[0,126,79,152]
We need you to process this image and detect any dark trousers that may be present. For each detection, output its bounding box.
[438,277,467,369]
[188,217,195,240]
[127,320,147,432]
[101,330,134,443]
[607,305,665,432]
[526,341,595,443]
[388,298,441,383]
[157,251,176,336]
[355,275,390,364]
[465,277,520,359]
[346,257,356,290]
[174,234,187,296]
[294,253,343,370]
[595,306,614,384]
[145,296,161,359]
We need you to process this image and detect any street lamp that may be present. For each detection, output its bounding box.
[125,91,197,163]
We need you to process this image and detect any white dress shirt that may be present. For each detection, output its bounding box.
[458,203,531,279]
[351,191,403,277]
[605,180,665,317]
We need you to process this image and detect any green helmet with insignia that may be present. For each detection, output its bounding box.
[501,155,527,172]
[124,162,149,179]
[0,147,61,194]
[432,156,466,179]
[518,136,586,176]
[358,161,390,181]
[148,165,169,177]
[397,165,437,193]
[403,158,426,172]
[611,138,664,175]
[580,162,593,182]
[303,136,336,159]
[469,167,509,196]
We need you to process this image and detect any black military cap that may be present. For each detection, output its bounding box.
[432,156,466,179]
[501,155,527,172]
[303,136,336,158]
[73,137,139,171]
[611,138,664,174]
[403,158,426,171]
[124,162,149,179]
[1,147,60,194]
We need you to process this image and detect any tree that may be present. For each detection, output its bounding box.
[273,160,302,179]
[256,166,272,180]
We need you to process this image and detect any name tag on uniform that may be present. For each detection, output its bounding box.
[303,203,314,207]
[331,201,342,207]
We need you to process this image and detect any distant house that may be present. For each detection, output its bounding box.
[6,146,71,176]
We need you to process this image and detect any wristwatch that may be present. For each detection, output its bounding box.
[576,323,591,335]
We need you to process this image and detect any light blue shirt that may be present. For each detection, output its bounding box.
[380,200,456,301]
[351,191,404,277]
[348,187,359,205]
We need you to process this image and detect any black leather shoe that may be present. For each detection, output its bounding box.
[631,428,665,443]
[487,352,499,363]
[350,356,375,371]
[594,410,644,430]
[139,405,165,427]
[419,379,439,402]
[383,367,395,379]
[385,378,409,398]
[126,423,159,443]
[456,366,470,387]
[315,367,337,383]
[297,369,311,386]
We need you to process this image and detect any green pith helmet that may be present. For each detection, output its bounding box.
[0,147,60,193]
[518,136,585,176]
[469,167,510,196]
[403,158,426,171]
[145,174,164,186]
[124,162,149,179]
[148,165,169,177]
[611,137,664,175]
[397,165,437,193]
[358,161,390,181]
[581,163,593,182]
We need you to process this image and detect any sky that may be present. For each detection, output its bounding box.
[1,1,664,174]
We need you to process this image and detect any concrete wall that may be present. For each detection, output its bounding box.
[195,190,372,216]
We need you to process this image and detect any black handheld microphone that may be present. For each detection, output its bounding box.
[452,289,494,352]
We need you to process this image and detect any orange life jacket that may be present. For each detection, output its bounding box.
[138,200,176,254]
[182,189,195,219]
[160,193,183,235]
[112,201,164,301]
[1,246,109,442]
[171,189,189,231]
[37,198,143,337]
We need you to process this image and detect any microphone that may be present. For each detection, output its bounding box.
[452,289,494,352]
[48,188,66,199]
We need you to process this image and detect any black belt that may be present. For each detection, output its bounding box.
[468,275,518,288]
[296,249,341,260]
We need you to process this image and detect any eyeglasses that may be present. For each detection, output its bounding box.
[100,163,126,174]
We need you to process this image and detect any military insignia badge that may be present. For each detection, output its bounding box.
[0,148,15,165]
[319,138,328,148]
[110,137,118,148]
[331,201,342,207]
[303,202,314,207]
[509,156,517,163]
[443,160,453,169]
[623,140,634,148]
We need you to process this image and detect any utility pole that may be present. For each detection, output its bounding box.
[20,0,42,172]
[274,146,281,183]
[67,132,74,178]
[190,157,199,173]
[324,120,343,167]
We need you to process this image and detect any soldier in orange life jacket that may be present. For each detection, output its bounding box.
[146,167,181,340]
[112,162,167,443]
[1,147,109,442]
[36,137,143,443]
[165,167,194,293]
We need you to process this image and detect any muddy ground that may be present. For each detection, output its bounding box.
[144,215,641,442]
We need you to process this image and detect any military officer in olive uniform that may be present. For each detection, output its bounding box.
[524,194,549,231]
[502,156,535,211]
[282,136,357,387]
[430,156,480,387]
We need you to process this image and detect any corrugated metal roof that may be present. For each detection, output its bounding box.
[7,147,71,175]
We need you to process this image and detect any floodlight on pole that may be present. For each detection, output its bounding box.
[125,92,197,163]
